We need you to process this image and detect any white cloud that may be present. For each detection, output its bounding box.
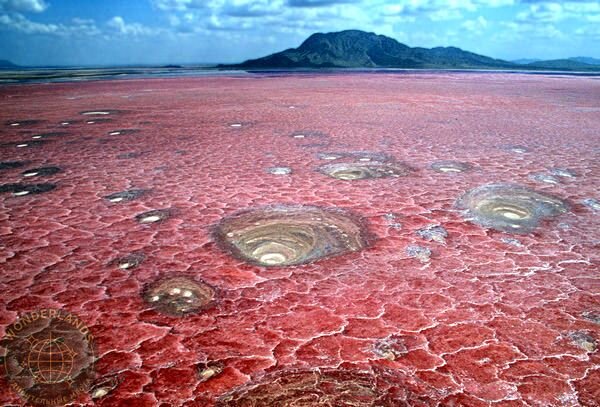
[462,15,488,33]
[107,16,160,36]
[575,24,600,38]
[0,12,57,33]
[501,20,564,39]
[0,12,99,35]
[152,0,209,11]
[0,0,47,13]
[517,1,600,23]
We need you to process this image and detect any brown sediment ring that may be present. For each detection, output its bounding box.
[213,205,374,267]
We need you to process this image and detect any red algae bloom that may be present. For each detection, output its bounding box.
[456,183,568,233]
[143,276,216,316]
[214,205,372,267]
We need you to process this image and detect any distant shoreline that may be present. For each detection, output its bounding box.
[1,66,599,85]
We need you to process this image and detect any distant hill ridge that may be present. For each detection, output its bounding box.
[0,59,19,69]
[224,30,514,69]
[221,30,600,72]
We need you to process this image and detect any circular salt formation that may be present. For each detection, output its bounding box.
[216,368,422,406]
[290,130,327,139]
[135,209,170,224]
[3,139,47,149]
[214,205,372,267]
[85,118,112,125]
[143,276,216,316]
[1,183,56,196]
[22,166,62,177]
[111,252,145,270]
[318,162,410,181]
[431,160,472,173]
[80,110,121,116]
[529,173,560,185]
[31,132,69,140]
[456,184,568,233]
[0,161,26,170]
[104,189,147,203]
[504,145,529,154]
[316,151,391,162]
[266,166,292,175]
[5,119,43,127]
[107,129,139,136]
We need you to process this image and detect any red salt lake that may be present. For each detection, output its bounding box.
[0,73,599,406]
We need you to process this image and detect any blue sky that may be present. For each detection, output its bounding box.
[0,0,598,66]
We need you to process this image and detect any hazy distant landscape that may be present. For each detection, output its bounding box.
[1,30,599,84]
[222,30,600,72]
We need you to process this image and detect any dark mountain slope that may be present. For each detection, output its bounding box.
[222,30,515,69]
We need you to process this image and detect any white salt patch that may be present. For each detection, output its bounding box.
[140,215,161,223]
[439,167,461,173]
[182,290,193,298]
[268,167,292,175]
[92,388,109,399]
[82,111,110,115]
[502,212,522,220]
[151,295,160,302]
[170,287,182,295]
[260,253,287,265]
[109,197,124,203]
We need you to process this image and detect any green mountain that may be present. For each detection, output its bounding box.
[222,30,516,69]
